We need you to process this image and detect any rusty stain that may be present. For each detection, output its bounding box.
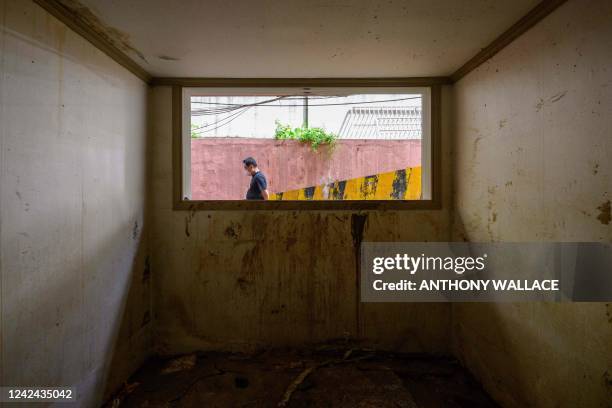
[158,55,180,61]
[498,119,507,129]
[593,163,599,175]
[57,0,148,62]
[596,200,611,225]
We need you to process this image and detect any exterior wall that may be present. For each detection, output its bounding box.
[452,0,612,406]
[0,1,150,405]
[150,85,453,355]
[191,138,421,200]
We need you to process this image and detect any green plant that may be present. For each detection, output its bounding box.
[274,120,337,151]
[191,124,199,139]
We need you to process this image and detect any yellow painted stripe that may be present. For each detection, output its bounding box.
[270,166,422,200]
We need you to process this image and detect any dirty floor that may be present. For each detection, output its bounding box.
[112,349,498,408]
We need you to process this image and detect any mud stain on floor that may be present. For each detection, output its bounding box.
[111,347,498,408]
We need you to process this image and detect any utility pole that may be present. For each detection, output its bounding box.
[303,95,309,128]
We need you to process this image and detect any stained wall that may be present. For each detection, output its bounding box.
[452,0,612,406]
[191,138,421,200]
[150,85,453,355]
[0,0,151,404]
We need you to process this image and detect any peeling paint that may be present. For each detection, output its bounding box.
[57,0,148,62]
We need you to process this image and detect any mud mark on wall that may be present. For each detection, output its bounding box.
[285,237,298,251]
[224,222,242,240]
[486,186,498,239]
[238,243,264,291]
[132,221,139,240]
[471,136,482,163]
[56,0,148,62]
[596,200,610,225]
[603,370,612,396]
[535,90,567,112]
[141,310,151,328]
[142,255,151,283]
[351,214,368,337]
[185,210,196,237]
[15,190,30,211]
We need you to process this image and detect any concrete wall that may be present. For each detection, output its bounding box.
[452,0,612,406]
[150,85,453,355]
[0,0,150,405]
[191,138,421,200]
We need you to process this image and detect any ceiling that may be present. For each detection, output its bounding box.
[72,0,541,78]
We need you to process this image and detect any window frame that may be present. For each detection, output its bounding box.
[172,79,442,211]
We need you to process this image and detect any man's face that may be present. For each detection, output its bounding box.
[244,164,255,175]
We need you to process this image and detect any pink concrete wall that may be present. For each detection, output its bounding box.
[191,138,421,200]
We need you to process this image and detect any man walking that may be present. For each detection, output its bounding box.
[243,157,269,200]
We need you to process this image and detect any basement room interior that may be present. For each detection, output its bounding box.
[1,0,611,407]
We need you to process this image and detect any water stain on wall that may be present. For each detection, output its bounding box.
[185,210,196,237]
[597,200,610,225]
[224,222,242,240]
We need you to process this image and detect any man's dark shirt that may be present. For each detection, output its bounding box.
[246,171,267,200]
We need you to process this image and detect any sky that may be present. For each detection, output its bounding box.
[191,93,422,139]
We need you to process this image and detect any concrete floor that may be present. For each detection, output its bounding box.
[111,347,498,407]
